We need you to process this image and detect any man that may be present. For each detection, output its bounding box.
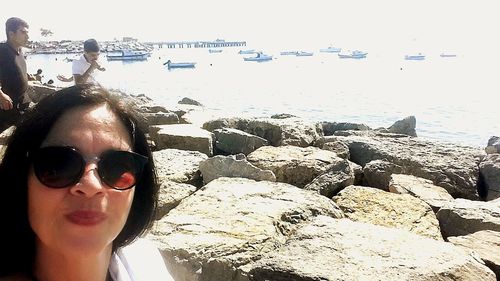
[0,17,31,132]
[72,38,106,85]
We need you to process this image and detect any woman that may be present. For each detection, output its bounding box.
[0,84,173,280]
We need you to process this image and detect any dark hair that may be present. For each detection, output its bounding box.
[84,38,100,53]
[5,17,28,39]
[0,84,158,276]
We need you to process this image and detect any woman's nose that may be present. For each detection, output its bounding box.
[69,163,105,197]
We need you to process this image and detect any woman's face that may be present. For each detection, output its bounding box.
[28,104,135,255]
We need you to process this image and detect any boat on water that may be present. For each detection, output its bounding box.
[106,50,149,61]
[320,46,342,53]
[238,49,257,54]
[405,53,425,60]
[440,53,457,58]
[280,51,298,55]
[296,51,313,56]
[209,49,223,53]
[243,52,273,62]
[163,60,196,69]
[338,50,367,59]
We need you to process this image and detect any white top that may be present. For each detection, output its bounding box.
[108,238,175,281]
[71,54,98,83]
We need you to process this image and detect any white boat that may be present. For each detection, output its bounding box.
[296,51,313,56]
[440,53,457,58]
[280,51,298,55]
[209,49,223,53]
[405,53,425,60]
[320,46,342,53]
[163,60,196,69]
[106,50,149,61]
[338,50,367,59]
[243,52,273,62]
[238,49,256,54]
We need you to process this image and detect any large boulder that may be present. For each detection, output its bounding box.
[321,121,371,136]
[448,230,500,278]
[156,181,197,220]
[479,154,500,201]
[362,159,403,190]
[386,115,417,136]
[436,199,500,238]
[199,155,276,184]
[247,145,344,188]
[153,149,208,186]
[332,185,443,240]
[485,136,500,154]
[335,130,485,199]
[213,128,268,155]
[303,159,355,198]
[151,124,214,156]
[241,216,496,281]
[148,177,344,281]
[142,111,179,126]
[389,174,454,212]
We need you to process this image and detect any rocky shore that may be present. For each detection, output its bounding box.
[28,39,153,54]
[1,84,499,280]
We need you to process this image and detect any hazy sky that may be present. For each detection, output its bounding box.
[2,0,498,53]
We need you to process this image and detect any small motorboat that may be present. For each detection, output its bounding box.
[243,52,273,62]
[320,46,342,53]
[440,53,457,58]
[238,49,257,54]
[209,49,223,53]
[296,51,313,56]
[405,53,426,60]
[106,50,149,61]
[280,51,298,56]
[338,50,367,59]
[163,60,196,69]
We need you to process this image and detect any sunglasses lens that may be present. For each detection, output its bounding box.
[98,151,147,189]
[33,147,84,188]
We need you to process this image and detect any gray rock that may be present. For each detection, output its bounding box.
[247,145,343,188]
[142,111,179,126]
[363,159,403,190]
[448,230,500,278]
[148,177,344,281]
[157,181,197,220]
[153,149,208,186]
[335,130,485,199]
[178,97,203,106]
[436,199,500,238]
[242,216,496,281]
[321,121,371,136]
[213,128,268,155]
[485,136,500,154]
[389,174,454,213]
[333,185,443,240]
[314,136,350,159]
[152,124,214,156]
[199,155,276,184]
[387,115,417,136]
[479,154,500,201]
[27,82,57,103]
[304,159,355,198]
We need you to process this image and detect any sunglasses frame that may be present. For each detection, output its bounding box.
[28,146,148,190]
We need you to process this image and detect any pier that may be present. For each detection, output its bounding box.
[146,39,246,49]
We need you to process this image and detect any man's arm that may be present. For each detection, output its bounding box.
[73,60,100,84]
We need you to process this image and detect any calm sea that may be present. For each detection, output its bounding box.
[26,47,500,148]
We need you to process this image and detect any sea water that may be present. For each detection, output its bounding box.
[26,47,500,148]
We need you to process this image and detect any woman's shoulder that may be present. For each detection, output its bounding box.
[110,238,176,281]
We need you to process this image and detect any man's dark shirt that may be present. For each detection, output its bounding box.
[0,42,29,106]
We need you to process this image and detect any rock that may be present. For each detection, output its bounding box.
[436,199,500,238]
[247,145,344,188]
[335,130,485,199]
[242,216,495,281]
[142,111,179,126]
[153,149,208,186]
[27,82,58,103]
[178,97,203,106]
[139,105,170,113]
[314,136,350,159]
[0,145,5,162]
[349,161,363,185]
[149,177,344,281]
[321,121,371,136]
[199,155,276,184]
[362,159,404,190]
[0,125,15,145]
[387,115,417,137]
[479,154,500,201]
[389,174,454,213]
[448,230,500,278]
[485,136,500,154]
[151,124,214,156]
[213,128,268,155]
[303,159,355,198]
[157,181,197,220]
[270,113,298,119]
[333,185,443,240]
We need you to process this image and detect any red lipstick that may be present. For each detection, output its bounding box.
[65,211,107,226]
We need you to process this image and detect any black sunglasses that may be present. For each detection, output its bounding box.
[29,146,148,190]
